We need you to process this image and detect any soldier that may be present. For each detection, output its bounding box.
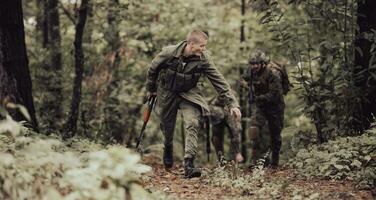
[242,50,286,168]
[146,29,241,178]
[208,96,244,163]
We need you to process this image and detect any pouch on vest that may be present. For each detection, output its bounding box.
[163,68,201,92]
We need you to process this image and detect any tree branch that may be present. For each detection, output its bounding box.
[58,2,75,24]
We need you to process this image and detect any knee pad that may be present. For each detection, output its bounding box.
[248,126,260,140]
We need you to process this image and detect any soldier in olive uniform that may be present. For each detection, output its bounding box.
[146,29,241,178]
[208,96,244,163]
[242,50,285,168]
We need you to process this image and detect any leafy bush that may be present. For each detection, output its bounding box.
[288,127,376,189]
[0,108,152,200]
[206,162,328,199]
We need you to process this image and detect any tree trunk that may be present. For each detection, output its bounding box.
[239,0,248,161]
[46,0,63,129]
[64,0,90,138]
[35,0,63,131]
[35,0,48,45]
[101,0,125,143]
[352,0,376,132]
[0,0,38,130]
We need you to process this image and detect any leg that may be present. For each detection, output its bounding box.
[249,105,266,165]
[180,99,202,159]
[266,104,284,167]
[225,112,242,160]
[180,99,202,178]
[211,121,225,160]
[157,94,180,168]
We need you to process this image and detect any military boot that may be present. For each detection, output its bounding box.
[163,145,173,168]
[217,151,226,166]
[249,148,259,168]
[270,152,279,168]
[184,158,201,178]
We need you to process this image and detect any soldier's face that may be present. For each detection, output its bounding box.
[188,38,207,56]
[250,62,262,73]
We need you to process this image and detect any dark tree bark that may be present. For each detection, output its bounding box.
[64,0,90,138]
[352,0,376,132]
[0,0,38,130]
[239,0,248,161]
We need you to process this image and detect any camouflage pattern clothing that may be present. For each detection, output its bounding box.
[208,96,241,160]
[146,41,239,160]
[242,62,285,164]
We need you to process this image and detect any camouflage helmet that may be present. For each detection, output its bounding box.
[248,49,270,64]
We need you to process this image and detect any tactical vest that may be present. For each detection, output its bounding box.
[159,56,207,93]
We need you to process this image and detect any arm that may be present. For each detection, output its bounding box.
[146,49,171,93]
[202,53,239,109]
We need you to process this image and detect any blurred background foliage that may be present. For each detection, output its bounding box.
[0,0,372,196]
[21,0,376,161]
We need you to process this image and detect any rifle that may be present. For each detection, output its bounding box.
[248,67,254,110]
[205,117,211,162]
[136,96,156,148]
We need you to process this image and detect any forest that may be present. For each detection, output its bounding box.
[0,0,375,199]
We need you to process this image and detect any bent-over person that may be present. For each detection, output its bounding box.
[146,29,241,178]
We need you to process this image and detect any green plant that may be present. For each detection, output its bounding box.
[288,127,376,189]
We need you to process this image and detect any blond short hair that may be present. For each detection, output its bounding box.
[186,29,208,43]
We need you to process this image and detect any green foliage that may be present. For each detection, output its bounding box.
[208,163,286,199]
[288,127,376,189]
[0,111,152,199]
[206,162,341,199]
[24,0,277,145]
[251,0,360,140]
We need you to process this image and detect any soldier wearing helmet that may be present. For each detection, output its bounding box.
[242,49,285,168]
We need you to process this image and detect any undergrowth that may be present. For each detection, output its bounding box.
[0,107,152,200]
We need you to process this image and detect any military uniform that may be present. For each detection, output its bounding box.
[146,41,239,174]
[208,96,241,161]
[242,60,285,166]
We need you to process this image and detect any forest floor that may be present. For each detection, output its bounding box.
[140,153,374,200]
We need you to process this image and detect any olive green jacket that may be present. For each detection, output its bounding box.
[146,41,239,115]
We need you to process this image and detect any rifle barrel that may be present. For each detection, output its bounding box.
[136,96,156,148]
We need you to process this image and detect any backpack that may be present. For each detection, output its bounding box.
[269,61,293,95]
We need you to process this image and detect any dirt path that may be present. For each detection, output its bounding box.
[141,154,374,200]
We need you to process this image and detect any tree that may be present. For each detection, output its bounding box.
[0,0,38,130]
[64,0,91,138]
[239,0,248,161]
[35,0,48,46]
[35,0,63,131]
[352,0,376,132]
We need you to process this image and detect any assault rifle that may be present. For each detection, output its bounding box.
[205,117,211,162]
[136,96,156,148]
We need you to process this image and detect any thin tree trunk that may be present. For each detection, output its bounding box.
[64,0,90,138]
[35,0,47,45]
[0,0,38,130]
[101,0,124,143]
[239,0,248,161]
[45,0,63,130]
